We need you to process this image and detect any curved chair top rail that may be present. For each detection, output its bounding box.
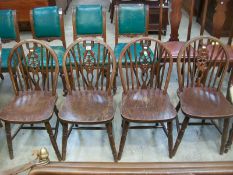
[118,37,173,94]
[8,39,59,96]
[62,37,116,95]
[177,36,229,91]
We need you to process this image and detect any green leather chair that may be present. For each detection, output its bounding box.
[114,4,149,62]
[72,5,106,62]
[0,10,20,80]
[30,6,66,92]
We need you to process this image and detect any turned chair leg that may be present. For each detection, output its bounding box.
[167,121,173,158]
[62,122,69,161]
[118,120,129,160]
[45,122,62,161]
[106,122,118,162]
[175,102,180,132]
[220,118,230,154]
[5,122,13,159]
[225,123,233,153]
[172,116,190,157]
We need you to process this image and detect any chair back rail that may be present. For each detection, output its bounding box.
[177,36,229,91]
[118,37,173,94]
[62,37,116,95]
[8,39,59,96]
[72,5,106,42]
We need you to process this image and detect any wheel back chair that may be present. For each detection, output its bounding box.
[0,9,20,79]
[0,39,62,160]
[58,37,117,162]
[117,37,176,160]
[113,4,149,93]
[172,36,233,157]
[30,6,67,94]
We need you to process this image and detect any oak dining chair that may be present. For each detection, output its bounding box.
[59,37,117,162]
[0,39,62,160]
[173,36,233,157]
[118,37,176,160]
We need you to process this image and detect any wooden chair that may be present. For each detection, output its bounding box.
[173,36,233,157]
[72,4,106,42]
[59,37,117,162]
[30,6,67,93]
[0,10,20,79]
[118,37,176,160]
[0,39,62,160]
[162,0,209,60]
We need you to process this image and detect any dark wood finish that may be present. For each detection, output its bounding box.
[0,39,62,160]
[59,38,117,162]
[72,8,107,42]
[197,0,233,37]
[118,37,176,160]
[28,161,233,175]
[173,36,233,157]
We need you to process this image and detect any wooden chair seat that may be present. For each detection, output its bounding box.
[121,89,176,122]
[180,87,233,119]
[163,41,185,58]
[59,91,114,124]
[0,91,57,123]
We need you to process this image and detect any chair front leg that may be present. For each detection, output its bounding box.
[54,105,60,140]
[5,122,13,159]
[175,102,180,132]
[172,116,190,157]
[220,118,230,154]
[167,121,173,158]
[118,120,129,160]
[45,121,62,161]
[106,122,118,162]
[62,122,69,161]
[225,123,233,153]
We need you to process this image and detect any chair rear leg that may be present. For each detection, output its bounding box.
[118,120,129,160]
[172,116,190,157]
[220,118,230,155]
[45,121,62,161]
[62,122,69,161]
[60,71,67,96]
[175,102,181,132]
[5,122,13,159]
[225,123,233,153]
[167,121,173,158]
[54,105,60,140]
[106,122,118,162]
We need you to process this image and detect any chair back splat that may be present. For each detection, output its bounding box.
[62,37,116,95]
[8,39,59,96]
[177,36,229,92]
[118,37,173,94]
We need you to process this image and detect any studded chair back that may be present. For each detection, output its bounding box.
[73,5,106,42]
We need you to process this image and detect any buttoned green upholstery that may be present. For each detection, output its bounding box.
[114,4,148,61]
[0,10,17,40]
[32,6,61,38]
[118,4,146,35]
[75,5,103,35]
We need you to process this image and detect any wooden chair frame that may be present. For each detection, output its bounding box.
[1,39,62,160]
[72,7,107,42]
[173,36,232,157]
[59,37,117,162]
